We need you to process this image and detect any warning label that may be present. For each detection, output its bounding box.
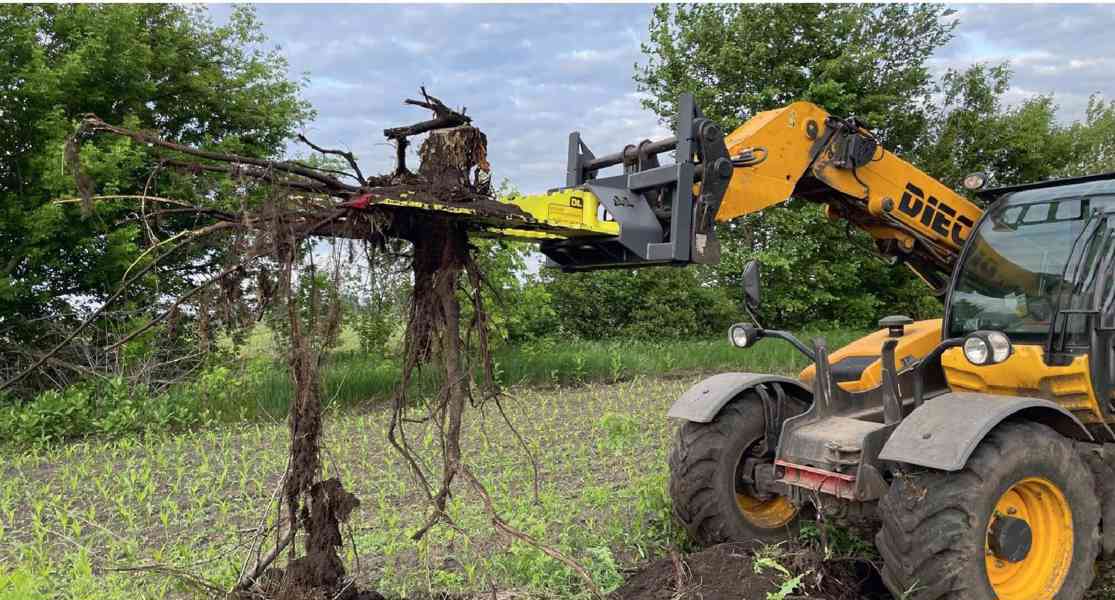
[548,203,583,225]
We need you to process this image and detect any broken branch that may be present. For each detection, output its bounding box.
[296,134,367,185]
[76,115,361,194]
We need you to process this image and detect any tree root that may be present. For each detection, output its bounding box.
[38,89,602,599]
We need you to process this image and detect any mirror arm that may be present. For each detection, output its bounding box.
[762,329,816,362]
[744,304,765,330]
[880,339,902,425]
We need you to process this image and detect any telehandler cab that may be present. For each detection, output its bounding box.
[363,94,1115,599]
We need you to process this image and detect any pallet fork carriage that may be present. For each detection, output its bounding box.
[360,93,1115,600]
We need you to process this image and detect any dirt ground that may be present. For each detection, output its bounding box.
[608,544,780,600]
[608,543,890,600]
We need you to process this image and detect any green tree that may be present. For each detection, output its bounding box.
[716,206,941,329]
[636,3,956,329]
[467,239,560,345]
[0,5,311,351]
[543,267,738,340]
[915,63,1115,189]
[637,4,956,151]
[1066,96,1115,176]
[915,63,1078,188]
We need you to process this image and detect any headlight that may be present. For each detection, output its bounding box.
[987,331,1013,363]
[963,336,990,365]
[728,323,759,348]
[963,171,989,190]
[963,331,1013,366]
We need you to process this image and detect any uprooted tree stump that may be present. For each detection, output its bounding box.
[18,89,600,599]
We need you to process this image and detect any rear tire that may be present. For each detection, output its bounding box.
[1081,448,1115,556]
[876,420,1099,600]
[668,391,806,548]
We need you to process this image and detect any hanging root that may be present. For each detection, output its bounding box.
[49,89,600,599]
[389,214,601,597]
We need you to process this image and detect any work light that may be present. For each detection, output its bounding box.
[963,331,1013,366]
[963,171,989,190]
[729,323,759,348]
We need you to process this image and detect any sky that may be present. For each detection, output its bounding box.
[208,3,1115,195]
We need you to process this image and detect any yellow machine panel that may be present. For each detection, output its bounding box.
[508,189,620,236]
[942,345,1105,425]
[799,319,943,392]
[796,321,1107,426]
[371,189,619,242]
[716,102,832,221]
[811,141,984,255]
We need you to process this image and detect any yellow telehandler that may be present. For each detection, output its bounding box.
[373,94,1115,600]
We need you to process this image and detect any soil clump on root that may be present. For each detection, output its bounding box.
[608,543,889,600]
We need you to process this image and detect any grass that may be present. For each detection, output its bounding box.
[2,376,700,598]
[0,330,869,598]
[244,329,869,419]
[0,329,865,449]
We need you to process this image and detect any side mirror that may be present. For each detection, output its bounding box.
[742,260,761,309]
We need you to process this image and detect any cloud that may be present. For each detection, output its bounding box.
[209,3,1115,193]
[933,4,1115,121]
[207,4,659,194]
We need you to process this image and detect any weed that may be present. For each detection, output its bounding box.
[799,520,877,561]
[768,573,806,600]
[753,544,808,600]
[598,413,639,449]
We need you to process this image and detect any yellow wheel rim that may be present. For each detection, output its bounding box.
[985,477,1073,600]
[736,493,797,529]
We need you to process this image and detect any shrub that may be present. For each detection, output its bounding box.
[543,266,740,340]
[0,365,250,448]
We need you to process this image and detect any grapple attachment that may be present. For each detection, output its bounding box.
[536,94,733,271]
[368,94,733,271]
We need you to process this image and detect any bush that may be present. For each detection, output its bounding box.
[351,308,395,355]
[0,364,259,448]
[543,266,739,340]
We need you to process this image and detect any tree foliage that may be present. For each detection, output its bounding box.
[543,267,738,340]
[0,5,311,347]
[1066,96,1115,176]
[635,4,957,329]
[916,63,1115,187]
[636,3,956,151]
[469,239,561,344]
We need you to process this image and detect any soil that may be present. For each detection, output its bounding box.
[609,544,779,600]
[609,543,890,600]
[280,479,361,598]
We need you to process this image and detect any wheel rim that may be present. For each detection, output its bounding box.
[985,477,1073,600]
[735,492,797,528]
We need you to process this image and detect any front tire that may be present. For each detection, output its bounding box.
[668,391,806,548]
[876,420,1099,600]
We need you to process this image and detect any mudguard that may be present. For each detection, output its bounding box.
[879,392,1093,471]
[667,372,811,423]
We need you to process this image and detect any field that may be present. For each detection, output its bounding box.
[1,334,866,600]
[233,330,863,419]
[18,330,1115,600]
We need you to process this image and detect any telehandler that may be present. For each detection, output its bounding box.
[374,94,1115,600]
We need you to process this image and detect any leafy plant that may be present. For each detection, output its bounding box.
[599,413,639,450]
[753,545,808,600]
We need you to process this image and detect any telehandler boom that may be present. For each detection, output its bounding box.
[370,94,1115,600]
